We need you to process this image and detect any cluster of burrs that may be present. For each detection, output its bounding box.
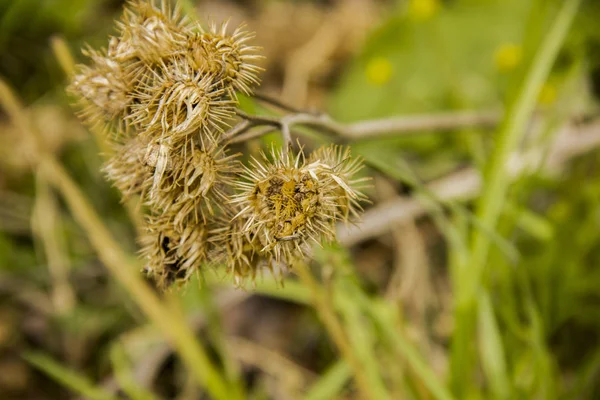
[70,0,368,288]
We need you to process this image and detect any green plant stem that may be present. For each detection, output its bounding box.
[304,360,351,400]
[451,0,581,394]
[371,303,454,400]
[343,284,454,400]
[294,261,380,400]
[194,280,246,399]
[334,279,391,400]
[0,79,238,400]
[109,343,158,400]
[40,156,236,400]
[32,173,76,315]
[24,352,119,400]
[50,36,76,76]
[465,0,580,302]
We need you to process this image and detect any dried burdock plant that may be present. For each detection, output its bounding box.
[233,147,343,262]
[139,214,209,288]
[208,216,269,287]
[69,0,368,289]
[307,145,370,221]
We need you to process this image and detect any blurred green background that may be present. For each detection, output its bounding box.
[1,0,600,399]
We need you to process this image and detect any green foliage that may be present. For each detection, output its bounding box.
[2,0,600,399]
[23,351,118,400]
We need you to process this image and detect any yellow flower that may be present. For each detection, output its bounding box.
[494,43,522,73]
[409,0,441,22]
[365,57,393,86]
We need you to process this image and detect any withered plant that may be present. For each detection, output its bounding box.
[69,0,368,289]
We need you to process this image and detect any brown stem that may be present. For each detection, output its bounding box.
[227,126,278,144]
[253,92,312,114]
[239,98,501,142]
[222,120,251,140]
[337,120,600,247]
[235,109,281,126]
[344,109,501,138]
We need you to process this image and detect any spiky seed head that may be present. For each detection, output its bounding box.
[144,143,241,227]
[140,214,208,289]
[308,145,369,221]
[208,216,267,287]
[129,58,236,145]
[188,22,263,96]
[103,136,153,199]
[69,48,133,132]
[70,0,263,146]
[232,147,339,263]
[115,0,189,64]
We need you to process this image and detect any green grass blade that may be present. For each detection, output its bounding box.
[109,343,158,400]
[503,202,554,241]
[465,0,581,303]
[355,296,454,400]
[526,301,558,399]
[334,280,391,400]
[451,0,581,394]
[304,361,351,400]
[23,351,118,400]
[478,292,511,400]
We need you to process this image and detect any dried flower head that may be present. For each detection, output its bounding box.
[69,0,368,289]
[103,136,153,199]
[208,217,270,287]
[69,0,261,144]
[143,144,241,226]
[114,0,189,64]
[187,22,262,96]
[140,214,208,289]
[70,48,134,133]
[308,145,369,221]
[129,58,236,144]
[232,147,343,263]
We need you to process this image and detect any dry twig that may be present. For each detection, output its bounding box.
[337,120,600,247]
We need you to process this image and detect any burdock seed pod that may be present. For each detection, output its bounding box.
[187,22,263,97]
[143,143,241,226]
[129,57,237,146]
[139,214,209,289]
[232,147,340,263]
[69,48,134,137]
[115,0,189,64]
[103,135,154,199]
[308,144,370,221]
[208,216,269,287]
